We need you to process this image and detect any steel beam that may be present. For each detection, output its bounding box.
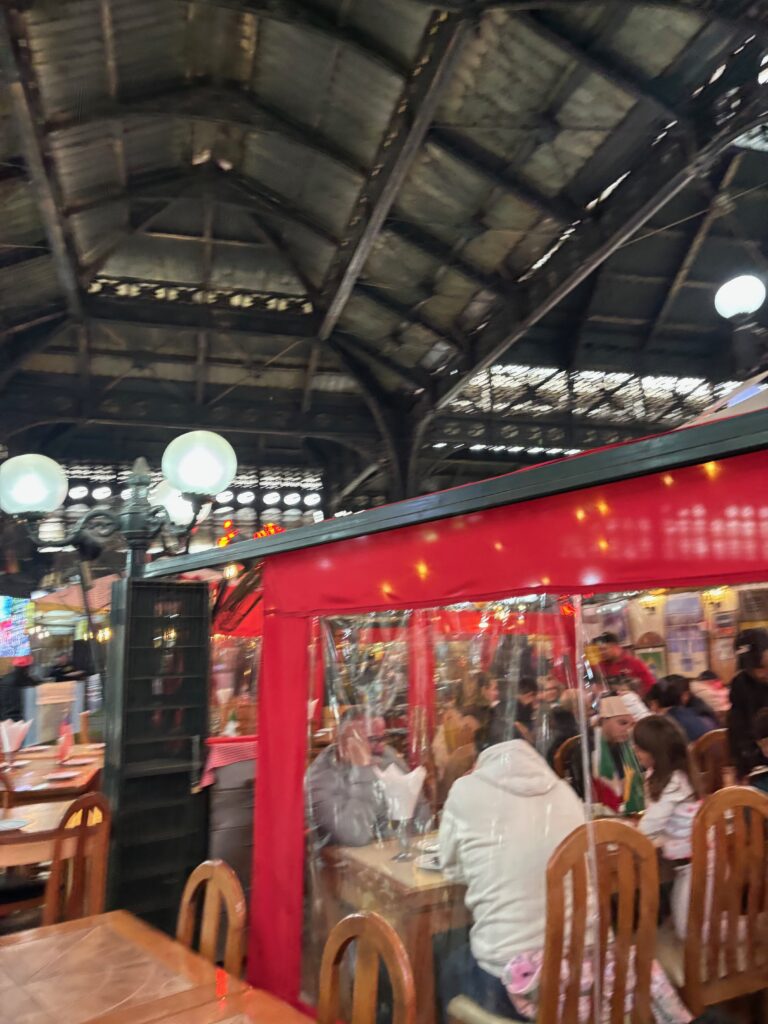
[434,41,768,410]
[0,12,83,318]
[406,0,768,36]
[642,154,743,351]
[317,12,469,342]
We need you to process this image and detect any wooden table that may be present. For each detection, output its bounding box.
[5,747,103,802]
[322,836,468,1024]
[0,910,249,1024]
[90,988,314,1024]
[0,800,74,867]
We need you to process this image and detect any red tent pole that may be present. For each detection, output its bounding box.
[248,603,308,1001]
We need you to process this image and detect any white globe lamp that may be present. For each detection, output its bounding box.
[0,454,68,515]
[714,275,766,320]
[149,479,212,528]
[161,430,237,497]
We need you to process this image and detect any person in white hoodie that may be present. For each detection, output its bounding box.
[436,710,586,1021]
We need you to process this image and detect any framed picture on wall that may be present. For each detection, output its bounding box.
[635,646,666,681]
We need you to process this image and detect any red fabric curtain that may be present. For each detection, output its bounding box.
[262,453,768,617]
[248,609,308,1000]
[407,609,435,765]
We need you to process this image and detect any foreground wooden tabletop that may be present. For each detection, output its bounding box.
[0,910,252,1024]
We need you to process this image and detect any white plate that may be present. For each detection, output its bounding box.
[44,771,78,781]
[0,760,30,769]
[415,854,442,872]
[24,746,51,753]
[64,758,95,766]
[0,820,27,832]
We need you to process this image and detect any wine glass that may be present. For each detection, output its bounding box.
[390,816,414,861]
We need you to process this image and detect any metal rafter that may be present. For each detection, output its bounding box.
[98,0,127,191]
[642,154,743,351]
[407,0,768,36]
[0,11,83,319]
[317,12,469,342]
[433,39,768,412]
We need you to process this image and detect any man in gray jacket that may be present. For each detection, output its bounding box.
[306,707,430,847]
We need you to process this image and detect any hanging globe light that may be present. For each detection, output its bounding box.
[0,454,68,515]
[149,479,212,528]
[714,275,766,320]
[161,430,237,496]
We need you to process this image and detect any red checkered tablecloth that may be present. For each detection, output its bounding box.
[201,736,258,787]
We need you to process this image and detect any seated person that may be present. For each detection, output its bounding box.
[691,669,730,718]
[729,628,768,778]
[657,676,716,743]
[746,707,768,793]
[462,673,501,729]
[437,708,585,1021]
[306,707,429,847]
[633,716,700,939]
[514,676,538,735]
[590,693,645,813]
[567,694,644,812]
[610,673,651,722]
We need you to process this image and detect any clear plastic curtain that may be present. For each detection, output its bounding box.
[300,594,636,1024]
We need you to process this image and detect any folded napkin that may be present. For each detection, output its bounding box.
[374,763,426,821]
[0,719,31,754]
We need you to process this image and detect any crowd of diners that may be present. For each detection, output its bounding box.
[305,627,768,1024]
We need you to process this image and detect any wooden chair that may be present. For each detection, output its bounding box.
[688,728,731,797]
[539,820,659,1024]
[78,710,91,744]
[449,821,659,1024]
[438,742,477,803]
[553,735,580,780]
[671,786,768,1015]
[317,911,415,1024]
[176,859,246,976]
[43,792,111,925]
[0,766,16,810]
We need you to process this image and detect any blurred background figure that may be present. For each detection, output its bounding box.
[595,631,655,695]
[0,655,41,721]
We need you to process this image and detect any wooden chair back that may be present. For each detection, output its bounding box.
[0,767,16,810]
[78,710,90,744]
[553,735,580,780]
[439,743,477,803]
[684,786,768,1014]
[44,792,111,925]
[688,728,730,797]
[176,859,246,977]
[539,820,659,1024]
[317,912,415,1024]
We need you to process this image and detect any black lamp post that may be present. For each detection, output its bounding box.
[0,430,238,687]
